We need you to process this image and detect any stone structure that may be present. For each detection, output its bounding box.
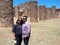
[19,2,29,18]
[13,1,60,22]
[39,6,46,20]
[51,6,56,18]
[0,0,13,27]
[14,2,31,18]
[59,9,60,18]
[14,1,38,22]
[46,8,51,19]
[55,9,59,18]
[0,0,60,27]
[55,9,60,18]
[29,1,38,22]
[14,6,19,18]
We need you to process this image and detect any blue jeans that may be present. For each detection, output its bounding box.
[15,34,22,45]
[24,37,30,45]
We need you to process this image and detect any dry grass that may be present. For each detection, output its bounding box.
[0,18,60,45]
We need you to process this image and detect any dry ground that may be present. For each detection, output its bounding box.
[0,18,60,45]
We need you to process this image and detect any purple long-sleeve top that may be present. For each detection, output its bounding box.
[22,21,31,38]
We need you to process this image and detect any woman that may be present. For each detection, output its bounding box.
[12,18,23,45]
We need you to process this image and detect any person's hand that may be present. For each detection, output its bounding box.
[13,39,17,44]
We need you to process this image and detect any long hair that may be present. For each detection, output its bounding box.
[16,18,23,26]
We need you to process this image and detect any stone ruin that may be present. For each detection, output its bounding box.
[46,8,51,19]
[38,6,46,20]
[0,0,60,27]
[29,1,38,22]
[51,6,56,18]
[55,9,60,18]
[58,10,60,18]
[0,0,13,27]
[14,1,60,22]
[14,1,38,22]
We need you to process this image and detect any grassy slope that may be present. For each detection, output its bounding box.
[0,18,60,45]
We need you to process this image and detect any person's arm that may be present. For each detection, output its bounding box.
[12,25,16,39]
[12,25,16,33]
[26,23,31,37]
[27,24,31,34]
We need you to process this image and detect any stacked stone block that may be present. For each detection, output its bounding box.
[59,10,60,18]
[13,1,60,22]
[13,8,15,17]
[46,8,51,19]
[0,0,13,27]
[39,6,46,20]
[14,2,29,18]
[55,9,59,18]
[51,6,56,18]
[14,6,19,18]
[29,1,38,22]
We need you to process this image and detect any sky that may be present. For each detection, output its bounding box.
[13,0,60,9]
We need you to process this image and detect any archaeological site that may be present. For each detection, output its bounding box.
[0,0,60,27]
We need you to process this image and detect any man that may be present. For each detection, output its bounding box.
[22,16,31,45]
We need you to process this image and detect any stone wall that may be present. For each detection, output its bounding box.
[14,1,38,22]
[0,0,13,27]
[13,1,60,22]
[51,6,56,18]
[14,2,30,18]
[46,8,51,19]
[29,1,38,22]
[13,8,15,17]
[0,0,60,27]
[59,10,60,18]
[14,6,19,18]
[55,9,59,18]
[19,3,27,17]
[39,6,46,20]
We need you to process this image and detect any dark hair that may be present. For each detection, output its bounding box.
[23,16,27,19]
[16,18,23,26]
